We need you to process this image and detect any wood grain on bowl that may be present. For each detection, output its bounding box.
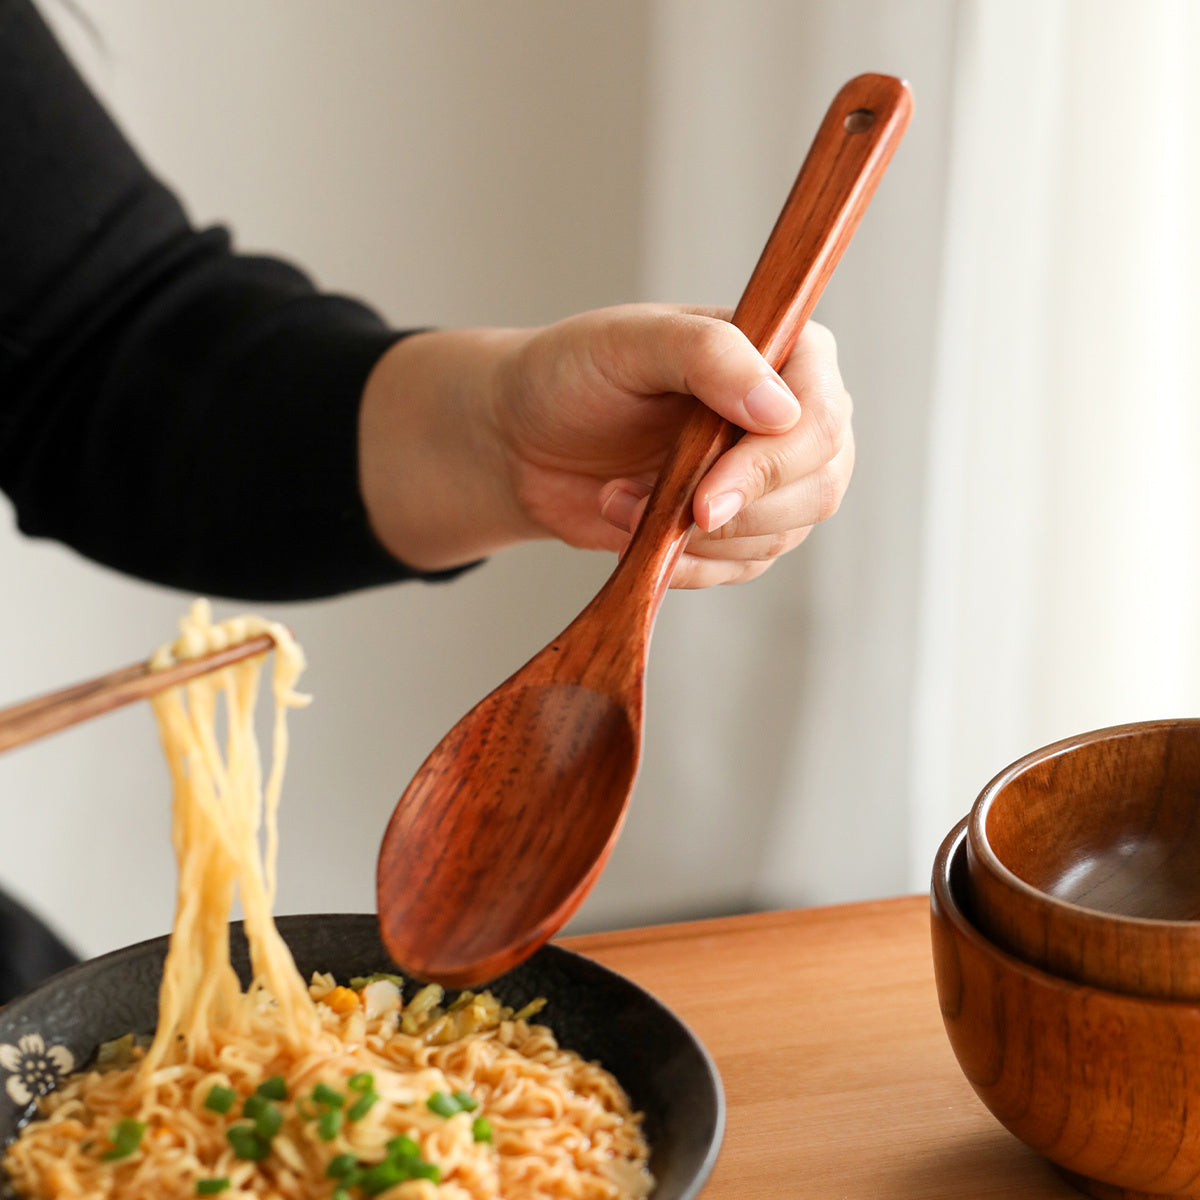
[936,819,1200,1199]
[966,719,1200,1002]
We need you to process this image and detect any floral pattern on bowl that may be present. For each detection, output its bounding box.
[0,1035,74,1106]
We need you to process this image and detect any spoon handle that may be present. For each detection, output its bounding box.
[615,72,913,606]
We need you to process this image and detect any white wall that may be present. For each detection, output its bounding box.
[2,0,953,959]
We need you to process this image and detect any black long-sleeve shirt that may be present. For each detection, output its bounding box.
[0,0,447,600]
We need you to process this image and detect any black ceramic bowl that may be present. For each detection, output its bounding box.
[0,914,723,1199]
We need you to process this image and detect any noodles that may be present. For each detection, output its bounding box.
[2,602,653,1200]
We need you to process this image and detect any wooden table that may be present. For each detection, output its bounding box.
[562,896,1080,1199]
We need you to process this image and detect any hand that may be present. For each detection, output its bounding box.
[358,304,853,587]
[499,304,853,587]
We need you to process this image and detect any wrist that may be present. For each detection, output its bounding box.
[357,327,541,571]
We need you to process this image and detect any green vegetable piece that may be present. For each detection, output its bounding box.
[312,1082,345,1108]
[255,1075,288,1101]
[386,1134,420,1159]
[252,1101,283,1140]
[451,1090,478,1112]
[331,1189,352,1200]
[226,1124,271,1161]
[242,1094,267,1120]
[360,1158,410,1195]
[347,1090,379,1122]
[426,1090,460,1118]
[203,1085,236,1115]
[348,972,404,991]
[412,1160,442,1183]
[326,1153,359,1179]
[101,1118,146,1161]
[195,1179,230,1195]
[511,997,548,1022]
[347,1071,374,1093]
[317,1108,344,1142]
[472,1116,493,1144]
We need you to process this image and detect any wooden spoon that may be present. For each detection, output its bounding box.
[378,73,913,986]
[0,634,275,755]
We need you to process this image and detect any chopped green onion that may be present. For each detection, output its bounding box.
[226,1124,271,1161]
[203,1085,237,1115]
[331,1189,352,1200]
[387,1134,420,1159]
[426,1090,460,1118]
[195,1179,230,1195]
[347,1071,374,1093]
[101,1118,145,1161]
[326,1153,359,1179]
[255,1075,288,1101]
[348,1089,379,1123]
[451,1090,478,1112]
[347,1090,379,1122]
[412,1160,442,1183]
[252,1101,283,1140]
[242,1094,268,1120]
[312,1082,345,1109]
[472,1116,493,1144]
[317,1108,343,1142]
[360,1158,410,1195]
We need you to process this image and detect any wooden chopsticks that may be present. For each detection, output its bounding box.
[0,634,274,755]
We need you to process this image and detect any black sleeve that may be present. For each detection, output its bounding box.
[0,0,460,602]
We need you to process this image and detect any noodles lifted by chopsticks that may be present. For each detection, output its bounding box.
[2,601,653,1200]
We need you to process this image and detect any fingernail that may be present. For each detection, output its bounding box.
[744,377,800,430]
[704,491,744,531]
[601,486,643,531]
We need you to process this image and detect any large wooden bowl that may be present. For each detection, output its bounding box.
[933,818,1200,1199]
[965,719,1200,1001]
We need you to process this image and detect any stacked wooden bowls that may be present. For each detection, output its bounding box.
[932,719,1200,1199]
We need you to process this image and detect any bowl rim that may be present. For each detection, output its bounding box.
[966,717,1200,931]
[935,816,1200,1009]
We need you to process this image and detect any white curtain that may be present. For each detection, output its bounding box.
[626,0,1200,914]
[5,0,1200,956]
[906,0,1200,890]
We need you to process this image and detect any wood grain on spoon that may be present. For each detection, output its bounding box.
[378,74,913,987]
[0,634,275,755]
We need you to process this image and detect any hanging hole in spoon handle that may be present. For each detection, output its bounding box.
[617,73,913,604]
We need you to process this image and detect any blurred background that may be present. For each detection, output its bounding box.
[2,0,1199,960]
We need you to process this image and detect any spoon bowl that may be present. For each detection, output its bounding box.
[378,73,914,985]
[379,679,638,986]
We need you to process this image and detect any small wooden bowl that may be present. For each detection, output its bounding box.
[933,818,1200,1199]
[965,719,1200,1001]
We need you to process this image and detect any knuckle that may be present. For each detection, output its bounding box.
[815,464,847,523]
[762,529,795,561]
[693,318,743,367]
[804,320,837,357]
[748,449,785,498]
[809,392,850,462]
[728,559,774,586]
[681,318,751,395]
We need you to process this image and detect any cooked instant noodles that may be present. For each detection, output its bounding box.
[3,602,653,1199]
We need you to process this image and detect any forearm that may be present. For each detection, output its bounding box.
[0,0,448,601]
